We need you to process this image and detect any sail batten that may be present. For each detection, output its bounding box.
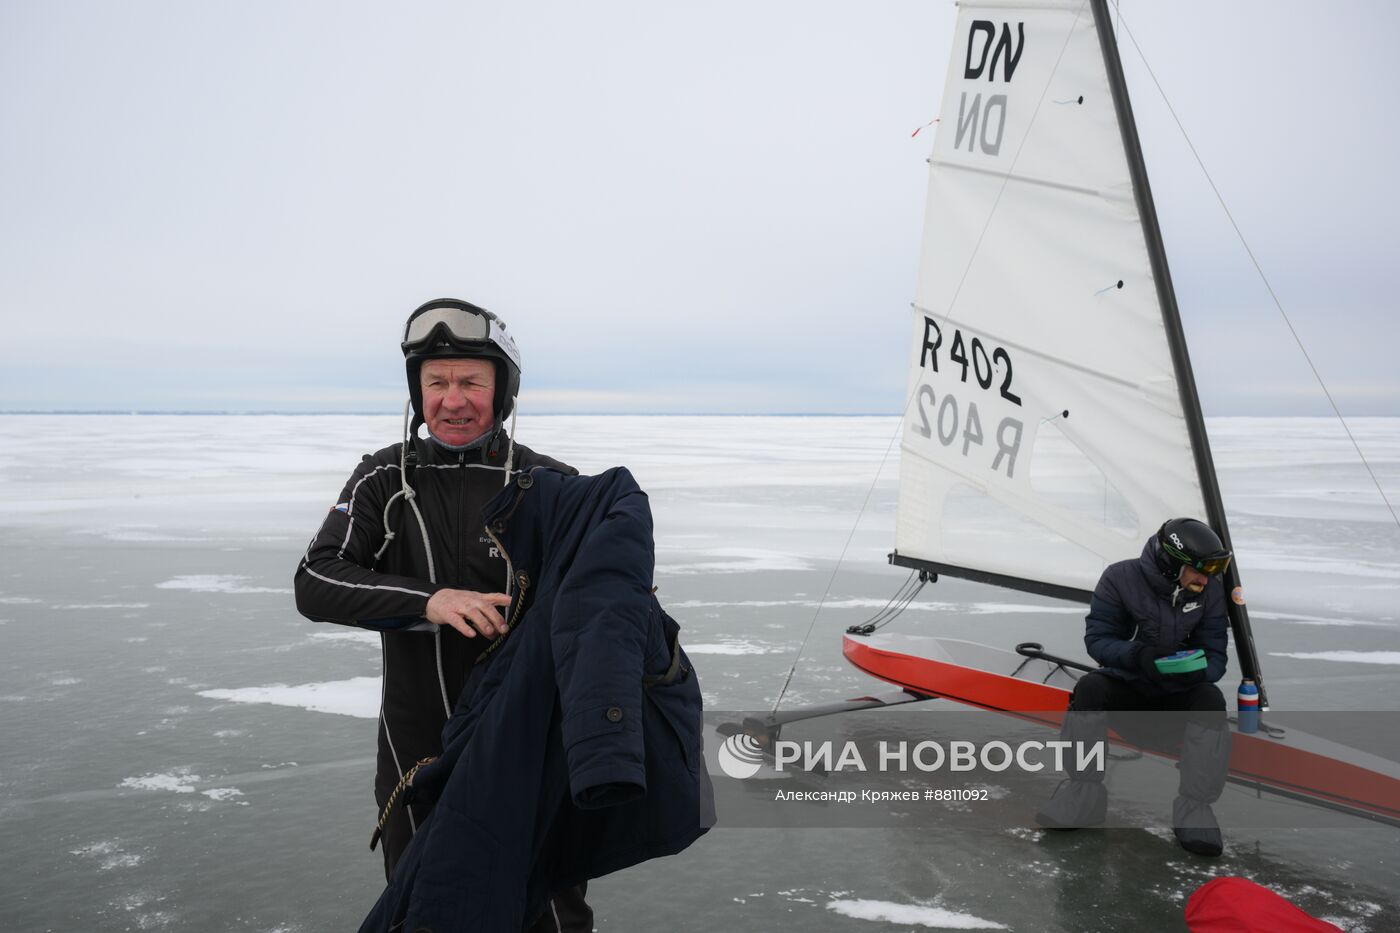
[928,159,1129,200]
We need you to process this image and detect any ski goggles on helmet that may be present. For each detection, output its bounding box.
[1160,539,1232,576]
[402,304,493,353]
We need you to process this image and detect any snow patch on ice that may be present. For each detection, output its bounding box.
[969,784,1010,800]
[155,575,291,594]
[664,597,1079,616]
[199,677,380,719]
[1002,828,1042,842]
[826,899,1007,929]
[965,602,1084,615]
[1243,553,1400,580]
[78,524,211,543]
[659,548,813,575]
[1251,610,1394,628]
[71,839,145,870]
[202,787,246,803]
[683,641,784,656]
[668,598,812,609]
[1270,651,1400,666]
[54,602,152,610]
[308,629,379,645]
[120,769,200,794]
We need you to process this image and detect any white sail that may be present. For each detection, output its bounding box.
[894,0,1210,595]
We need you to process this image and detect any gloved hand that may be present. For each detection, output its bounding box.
[1173,668,1208,687]
[1135,645,1175,681]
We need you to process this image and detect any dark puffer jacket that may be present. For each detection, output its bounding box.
[1083,539,1229,693]
[358,466,714,933]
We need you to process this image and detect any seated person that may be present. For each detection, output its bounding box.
[1035,518,1233,857]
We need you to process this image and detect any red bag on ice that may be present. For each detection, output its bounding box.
[1185,877,1343,933]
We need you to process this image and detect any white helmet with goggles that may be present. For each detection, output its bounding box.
[401,298,522,424]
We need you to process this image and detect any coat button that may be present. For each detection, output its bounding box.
[517,472,534,489]
[606,707,623,723]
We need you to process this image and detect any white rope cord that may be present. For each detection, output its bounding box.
[1114,9,1400,532]
[769,424,905,715]
[500,400,520,597]
[373,403,418,561]
[389,402,451,716]
[503,401,519,485]
[373,487,405,562]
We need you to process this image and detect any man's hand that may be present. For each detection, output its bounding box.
[1135,645,1175,682]
[425,588,512,639]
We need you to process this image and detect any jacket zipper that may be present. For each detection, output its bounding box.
[477,523,529,664]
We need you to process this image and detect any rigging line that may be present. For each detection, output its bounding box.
[873,573,921,621]
[771,6,1090,716]
[868,570,918,618]
[1115,11,1400,532]
[856,571,922,630]
[867,577,928,632]
[770,417,905,715]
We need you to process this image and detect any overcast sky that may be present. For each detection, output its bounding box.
[2,1,1396,415]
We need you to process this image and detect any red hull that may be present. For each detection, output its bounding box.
[843,633,1400,826]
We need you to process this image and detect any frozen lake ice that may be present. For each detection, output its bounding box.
[1,414,1397,931]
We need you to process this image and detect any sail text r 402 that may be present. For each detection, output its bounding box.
[920,317,1021,406]
[910,385,1024,479]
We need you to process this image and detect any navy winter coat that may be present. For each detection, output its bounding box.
[1083,539,1229,694]
[359,466,714,933]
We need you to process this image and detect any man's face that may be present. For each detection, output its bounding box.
[420,358,496,447]
[1178,565,1210,594]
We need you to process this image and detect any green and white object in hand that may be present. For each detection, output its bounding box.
[1154,649,1207,675]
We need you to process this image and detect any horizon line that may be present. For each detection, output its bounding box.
[3,409,1399,419]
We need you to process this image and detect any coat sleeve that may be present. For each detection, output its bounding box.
[1083,571,1142,672]
[293,453,447,630]
[552,472,655,808]
[1184,585,1230,683]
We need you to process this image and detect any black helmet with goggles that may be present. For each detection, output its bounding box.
[402,298,521,423]
[1155,517,1232,578]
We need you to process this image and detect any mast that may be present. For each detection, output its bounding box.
[1090,0,1267,705]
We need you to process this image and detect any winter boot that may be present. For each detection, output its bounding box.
[1035,779,1107,829]
[1036,704,1110,829]
[1173,719,1229,856]
[1172,795,1223,857]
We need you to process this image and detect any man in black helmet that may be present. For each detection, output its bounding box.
[1035,517,1233,857]
[294,298,593,929]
